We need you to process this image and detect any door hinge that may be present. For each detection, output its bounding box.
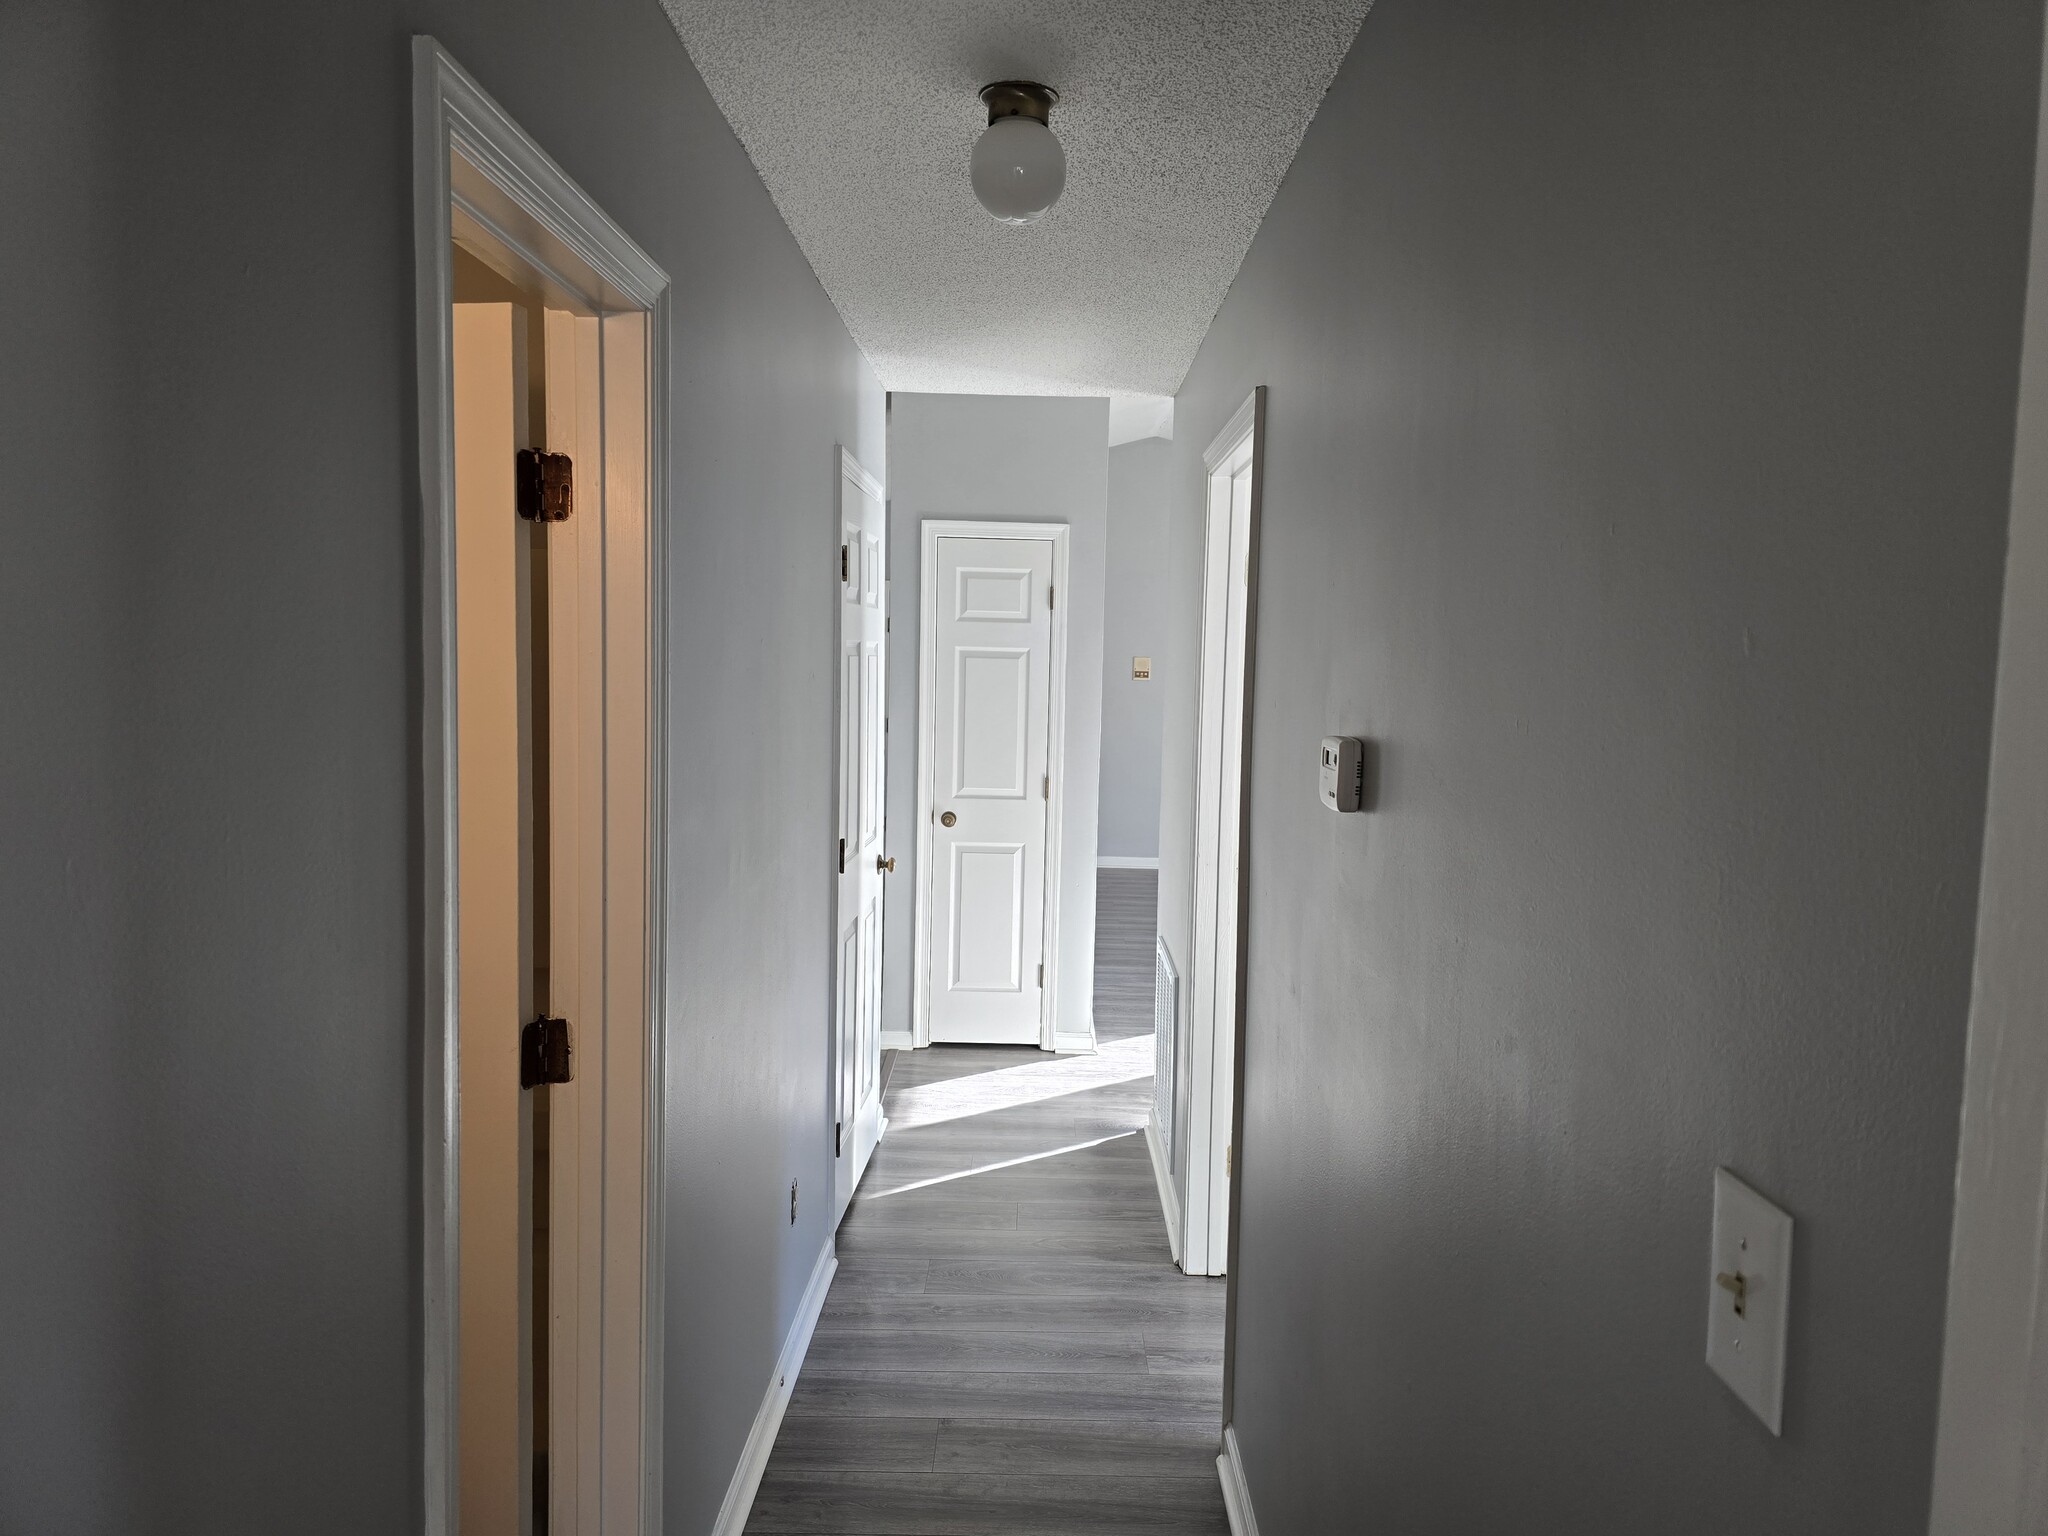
[516,449,573,522]
[839,836,847,873]
[841,544,850,582]
[835,1120,843,1157]
[1048,583,1055,610]
[1042,774,1049,801]
[1226,1143,1233,1178]
[520,1015,573,1088]
[1037,962,1044,988]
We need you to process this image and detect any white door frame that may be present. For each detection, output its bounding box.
[1928,16,2048,1523]
[1181,388,1265,1278]
[413,38,670,1536]
[911,520,1072,1051]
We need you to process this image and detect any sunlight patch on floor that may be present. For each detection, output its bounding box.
[884,1033,1154,1132]
[860,1130,1141,1200]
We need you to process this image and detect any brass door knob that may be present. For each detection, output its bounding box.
[878,855,896,874]
[939,811,957,828]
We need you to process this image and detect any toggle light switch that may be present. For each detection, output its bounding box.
[1706,1167,1793,1434]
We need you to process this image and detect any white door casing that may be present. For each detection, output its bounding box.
[416,39,669,1536]
[835,448,888,1219]
[1182,387,1264,1279]
[914,524,1070,1049]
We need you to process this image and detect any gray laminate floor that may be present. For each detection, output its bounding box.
[745,871,1229,1535]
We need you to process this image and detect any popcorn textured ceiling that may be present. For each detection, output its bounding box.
[658,0,1372,402]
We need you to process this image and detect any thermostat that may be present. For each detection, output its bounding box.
[1319,737,1365,812]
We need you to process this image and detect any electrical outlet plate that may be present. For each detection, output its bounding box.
[1706,1167,1793,1434]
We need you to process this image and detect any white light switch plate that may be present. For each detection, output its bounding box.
[1706,1167,1793,1434]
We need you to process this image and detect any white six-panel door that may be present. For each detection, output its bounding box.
[925,534,1057,1045]
[834,449,888,1219]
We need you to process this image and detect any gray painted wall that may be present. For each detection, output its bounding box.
[0,4,882,1533]
[1930,18,2048,1531]
[883,394,1109,1047]
[1154,0,2040,1529]
[1098,439,1171,862]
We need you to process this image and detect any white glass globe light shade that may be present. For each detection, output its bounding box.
[971,115,1067,224]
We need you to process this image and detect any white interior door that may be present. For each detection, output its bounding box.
[925,533,1055,1046]
[835,450,888,1218]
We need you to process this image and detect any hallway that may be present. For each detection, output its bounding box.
[745,873,1228,1534]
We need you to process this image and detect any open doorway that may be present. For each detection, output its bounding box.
[414,40,669,1536]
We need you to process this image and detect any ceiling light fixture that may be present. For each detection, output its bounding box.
[970,82,1065,225]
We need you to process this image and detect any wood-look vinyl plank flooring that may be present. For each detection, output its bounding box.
[807,1326,1150,1375]
[826,1255,931,1295]
[918,1256,1212,1296]
[819,1290,1222,1334]
[785,1368,1223,1423]
[835,1225,1182,1262]
[743,1470,1225,1535]
[932,1417,1222,1478]
[771,1417,942,1473]
[1091,870,1159,1046]
[745,872,1228,1534]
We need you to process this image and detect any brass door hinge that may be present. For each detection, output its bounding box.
[1225,1143,1233,1178]
[841,544,850,582]
[516,449,573,522]
[520,1015,573,1087]
[838,836,847,873]
[1048,583,1055,611]
[1042,774,1049,801]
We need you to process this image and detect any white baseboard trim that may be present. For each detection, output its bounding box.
[878,1029,915,1052]
[709,1237,838,1536]
[1144,1113,1183,1266]
[1097,855,1160,870]
[1052,1031,1098,1054]
[1217,1424,1262,1536]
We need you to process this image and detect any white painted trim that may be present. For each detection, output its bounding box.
[1204,394,1260,474]
[1145,1113,1183,1266]
[1052,1030,1099,1055]
[1097,855,1160,871]
[1182,388,1265,1278]
[413,37,671,1535]
[840,442,885,504]
[709,1240,839,1536]
[1216,1425,1262,1536]
[878,1029,915,1053]
[1928,17,2048,1525]
[911,520,1073,1052]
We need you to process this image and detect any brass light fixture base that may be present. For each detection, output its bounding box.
[980,81,1059,127]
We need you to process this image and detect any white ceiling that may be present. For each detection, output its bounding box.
[659,0,1371,414]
